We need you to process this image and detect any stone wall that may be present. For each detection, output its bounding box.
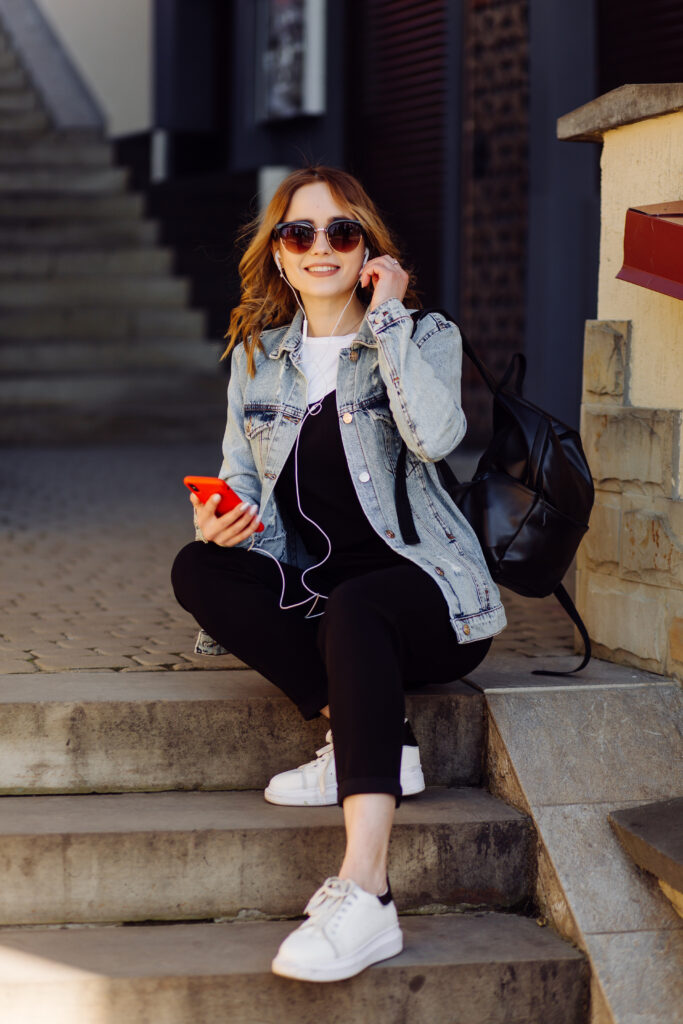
[577,320,683,679]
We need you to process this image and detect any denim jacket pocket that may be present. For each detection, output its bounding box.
[244,405,277,470]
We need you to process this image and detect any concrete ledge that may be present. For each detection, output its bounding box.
[479,650,683,1024]
[609,798,683,914]
[557,84,683,143]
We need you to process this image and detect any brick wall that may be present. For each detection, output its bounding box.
[460,0,529,446]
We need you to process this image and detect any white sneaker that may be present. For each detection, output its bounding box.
[271,876,403,982]
[264,727,425,806]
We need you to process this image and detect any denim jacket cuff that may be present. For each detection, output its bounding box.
[366,298,411,336]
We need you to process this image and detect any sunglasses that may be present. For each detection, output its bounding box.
[273,218,364,255]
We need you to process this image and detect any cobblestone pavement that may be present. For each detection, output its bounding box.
[0,444,575,678]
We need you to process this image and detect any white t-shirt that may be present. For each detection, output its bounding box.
[299,332,357,405]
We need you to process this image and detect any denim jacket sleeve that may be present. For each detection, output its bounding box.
[366,298,466,461]
[213,345,263,548]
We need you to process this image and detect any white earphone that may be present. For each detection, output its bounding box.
[275,251,283,272]
[362,247,369,267]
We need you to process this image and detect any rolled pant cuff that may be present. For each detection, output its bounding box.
[337,776,402,809]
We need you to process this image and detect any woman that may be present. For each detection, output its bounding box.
[172,166,506,983]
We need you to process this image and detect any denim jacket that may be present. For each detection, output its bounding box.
[216,297,506,643]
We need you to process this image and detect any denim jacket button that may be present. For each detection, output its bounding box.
[349,349,359,362]
[342,412,353,424]
[435,566,445,576]
[358,471,370,482]
[463,624,471,636]
[385,530,395,539]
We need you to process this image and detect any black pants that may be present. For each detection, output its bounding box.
[171,543,492,805]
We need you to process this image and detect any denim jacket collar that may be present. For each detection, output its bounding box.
[267,308,377,361]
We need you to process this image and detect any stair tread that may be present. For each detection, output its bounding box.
[0,786,528,835]
[0,913,584,981]
[0,669,472,704]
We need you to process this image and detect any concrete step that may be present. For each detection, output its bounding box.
[0,137,112,166]
[0,89,37,112]
[0,364,221,407]
[0,274,189,307]
[1,393,228,444]
[0,165,128,193]
[609,797,683,896]
[0,218,158,248]
[0,108,49,131]
[0,65,26,90]
[0,788,534,924]
[0,247,173,276]
[0,914,589,1024]
[0,336,219,374]
[0,191,143,219]
[0,914,589,1022]
[0,45,18,72]
[0,305,205,339]
[0,673,483,795]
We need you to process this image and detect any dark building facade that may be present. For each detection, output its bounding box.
[117,0,679,446]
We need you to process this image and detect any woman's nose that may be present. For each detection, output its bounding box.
[311,227,331,254]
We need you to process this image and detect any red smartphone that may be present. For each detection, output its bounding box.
[183,476,264,532]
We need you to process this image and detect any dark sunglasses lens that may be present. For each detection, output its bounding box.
[327,221,362,252]
[279,223,315,253]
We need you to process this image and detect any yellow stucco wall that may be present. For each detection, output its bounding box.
[598,111,683,410]
[35,0,152,136]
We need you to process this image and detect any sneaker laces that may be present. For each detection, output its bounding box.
[303,876,356,926]
[297,729,334,797]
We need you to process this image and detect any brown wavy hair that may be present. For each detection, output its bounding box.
[222,165,421,375]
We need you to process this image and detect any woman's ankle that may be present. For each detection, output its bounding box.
[338,864,388,896]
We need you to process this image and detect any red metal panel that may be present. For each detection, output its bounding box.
[617,202,683,301]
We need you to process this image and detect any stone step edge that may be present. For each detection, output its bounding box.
[0,915,588,1024]
[0,788,534,926]
[0,671,483,794]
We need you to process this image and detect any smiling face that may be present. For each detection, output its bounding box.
[272,182,366,308]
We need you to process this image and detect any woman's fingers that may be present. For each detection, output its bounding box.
[361,255,409,308]
[190,491,261,546]
[213,505,261,546]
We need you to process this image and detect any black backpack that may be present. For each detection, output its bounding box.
[395,309,595,676]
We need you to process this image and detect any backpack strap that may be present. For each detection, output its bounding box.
[395,441,420,544]
[531,583,592,676]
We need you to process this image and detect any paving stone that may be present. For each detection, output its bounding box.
[33,653,137,671]
[0,658,37,674]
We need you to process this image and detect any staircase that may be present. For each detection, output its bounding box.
[0,671,590,1022]
[0,24,226,444]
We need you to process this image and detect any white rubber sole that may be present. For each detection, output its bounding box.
[264,761,426,807]
[271,924,404,982]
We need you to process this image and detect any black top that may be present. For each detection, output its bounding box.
[274,391,407,591]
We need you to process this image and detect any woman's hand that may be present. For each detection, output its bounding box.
[190,491,262,547]
[360,254,409,311]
